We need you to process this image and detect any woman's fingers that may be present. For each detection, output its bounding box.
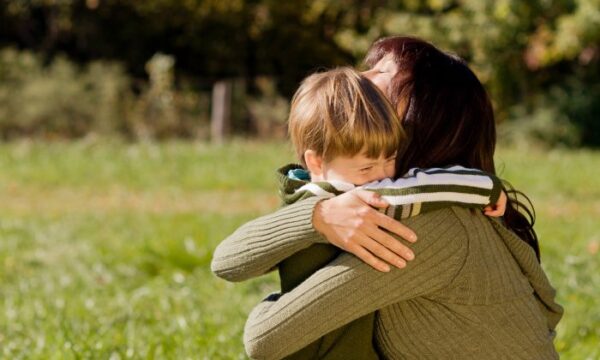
[347,242,392,272]
[352,190,389,209]
[370,210,418,243]
[360,233,408,270]
[364,225,413,266]
[312,191,418,271]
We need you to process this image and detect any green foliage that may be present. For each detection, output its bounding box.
[0,140,598,358]
[334,0,600,145]
[0,0,599,145]
[246,77,289,138]
[0,49,211,140]
[129,53,212,139]
[0,48,131,138]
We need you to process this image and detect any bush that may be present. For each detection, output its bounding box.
[246,77,289,139]
[0,49,213,140]
[500,71,600,148]
[0,48,131,138]
[500,102,580,148]
[128,53,211,140]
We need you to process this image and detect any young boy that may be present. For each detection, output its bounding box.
[274,67,505,359]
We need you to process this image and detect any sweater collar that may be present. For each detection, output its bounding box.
[277,163,309,204]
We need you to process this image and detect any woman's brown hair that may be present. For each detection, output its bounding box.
[365,36,540,260]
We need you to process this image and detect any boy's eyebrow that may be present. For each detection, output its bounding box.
[353,159,380,168]
[350,161,377,168]
[351,155,397,167]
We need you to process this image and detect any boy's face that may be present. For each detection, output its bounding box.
[321,152,396,186]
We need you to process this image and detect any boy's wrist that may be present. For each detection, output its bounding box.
[489,175,503,205]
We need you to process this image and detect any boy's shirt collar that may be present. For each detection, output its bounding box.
[277,164,310,205]
[287,167,311,181]
[277,163,354,205]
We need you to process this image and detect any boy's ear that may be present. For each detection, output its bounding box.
[304,150,323,176]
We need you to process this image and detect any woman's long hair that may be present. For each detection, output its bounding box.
[365,36,540,261]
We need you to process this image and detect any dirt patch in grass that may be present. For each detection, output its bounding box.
[1,185,280,216]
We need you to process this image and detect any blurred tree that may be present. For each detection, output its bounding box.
[0,0,361,94]
[334,0,600,146]
[0,0,598,145]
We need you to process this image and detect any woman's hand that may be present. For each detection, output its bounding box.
[484,191,507,217]
[312,189,418,272]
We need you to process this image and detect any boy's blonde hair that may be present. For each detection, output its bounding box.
[288,67,405,166]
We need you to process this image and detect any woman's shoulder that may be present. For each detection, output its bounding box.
[401,207,471,240]
[398,207,503,265]
[402,206,498,235]
[397,208,471,265]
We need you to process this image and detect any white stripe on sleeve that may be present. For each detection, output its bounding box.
[382,192,489,206]
[362,172,493,190]
[294,183,336,198]
[327,180,356,192]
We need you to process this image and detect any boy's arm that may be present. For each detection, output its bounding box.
[361,166,503,219]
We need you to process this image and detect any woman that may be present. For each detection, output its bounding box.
[212,36,563,359]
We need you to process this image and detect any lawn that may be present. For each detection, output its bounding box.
[0,139,598,359]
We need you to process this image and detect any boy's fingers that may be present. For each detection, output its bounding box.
[484,209,502,217]
[371,211,417,243]
[496,191,508,216]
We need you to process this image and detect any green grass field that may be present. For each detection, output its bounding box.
[0,139,598,359]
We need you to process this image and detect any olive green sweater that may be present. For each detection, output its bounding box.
[211,198,563,359]
[275,164,503,359]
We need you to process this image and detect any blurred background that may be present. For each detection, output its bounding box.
[0,0,598,359]
[1,0,599,144]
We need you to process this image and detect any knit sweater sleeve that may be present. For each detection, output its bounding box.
[243,209,468,360]
[212,165,502,282]
[211,196,326,282]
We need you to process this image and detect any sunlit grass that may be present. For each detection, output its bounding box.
[0,139,598,359]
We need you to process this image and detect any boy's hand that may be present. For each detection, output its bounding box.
[484,191,507,217]
[312,189,417,272]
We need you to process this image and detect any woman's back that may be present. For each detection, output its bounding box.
[241,206,562,359]
[374,207,561,359]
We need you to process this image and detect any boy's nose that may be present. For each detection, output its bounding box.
[370,166,387,182]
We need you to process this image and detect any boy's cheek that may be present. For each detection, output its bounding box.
[384,164,395,179]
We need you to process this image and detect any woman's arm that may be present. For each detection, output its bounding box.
[296,166,505,271]
[212,192,417,281]
[244,208,468,360]
[211,197,325,281]
[212,166,502,280]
